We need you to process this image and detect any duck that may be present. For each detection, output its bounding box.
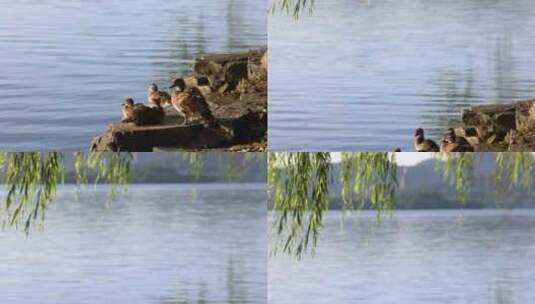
[121,97,144,123]
[147,83,171,107]
[121,97,164,126]
[414,128,440,152]
[444,128,471,147]
[169,78,218,127]
[440,130,474,152]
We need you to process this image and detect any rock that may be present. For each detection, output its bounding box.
[528,101,535,117]
[468,104,516,116]
[183,76,199,88]
[248,49,267,81]
[261,51,267,71]
[516,100,535,131]
[191,48,267,93]
[91,47,267,151]
[90,91,266,152]
[442,99,535,151]
[193,60,224,77]
[462,109,491,126]
[493,111,516,131]
[454,126,478,138]
[224,61,248,91]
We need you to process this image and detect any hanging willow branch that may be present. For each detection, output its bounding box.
[2,152,263,233]
[494,152,533,202]
[341,152,398,215]
[270,152,397,258]
[270,152,535,258]
[269,152,331,258]
[1,152,64,233]
[433,153,475,206]
[1,152,132,233]
[270,0,315,18]
[495,152,533,188]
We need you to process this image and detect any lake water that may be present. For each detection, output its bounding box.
[268,0,535,151]
[269,210,535,304]
[0,0,266,150]
[0,184,266,304]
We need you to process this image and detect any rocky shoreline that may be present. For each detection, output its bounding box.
[90,48,267,152]
[431,99,535,151]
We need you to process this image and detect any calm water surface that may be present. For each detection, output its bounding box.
[0,0,266,150]
[269,210,535,303]
[269,0,535,150]
[0,184,266,304]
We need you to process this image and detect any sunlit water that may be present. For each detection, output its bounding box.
[269,210,535,303]
[0,184,266,304]
[0,0,266,150]
[269,0,535,151]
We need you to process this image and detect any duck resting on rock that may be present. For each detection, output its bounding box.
[414,128,439,152]
[121,97,143,123]
[121,97,164,126]
[440,128,474,152]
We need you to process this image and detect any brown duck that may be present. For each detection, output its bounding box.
[169,78,217,127]
[148,83,171,107]
[121,97,143,123]
[445,128,471,146]
[440,129,474,152]
[414,128,439,152]
[121,97,164,126]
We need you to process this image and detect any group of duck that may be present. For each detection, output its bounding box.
[121,77,217,127]
[413,127,474,152]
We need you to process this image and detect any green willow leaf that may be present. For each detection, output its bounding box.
[269,152,534,258]
[271,0,316,18]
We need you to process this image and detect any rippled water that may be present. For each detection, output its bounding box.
[269,210,535,303]
[0,184,266,304]
[0,0,266,150]
[269,0,535,151]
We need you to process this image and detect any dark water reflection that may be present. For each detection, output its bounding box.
[0,0,266,150]
[269,210,535,303]
[269,0,535,150]
[0,184,266,304]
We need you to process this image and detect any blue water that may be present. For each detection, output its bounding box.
[269,0,535,151]
[269,210,535,303]
[0,184,267,304]
[0,0,266,150]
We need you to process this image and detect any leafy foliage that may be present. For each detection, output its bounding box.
[1,152,132,233]
[270,0,315,18]
[269,152,331,258]
[1,153,64,233]
[1,152,265,233]
[269,152,535,258]
[494,152,533,202]
[433,153,475,206]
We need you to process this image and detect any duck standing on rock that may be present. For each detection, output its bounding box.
[440,129,474,152]
[121,97,164,126]
[148,83,171,107]
[414,128,440,152]
[169,78,218,127]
